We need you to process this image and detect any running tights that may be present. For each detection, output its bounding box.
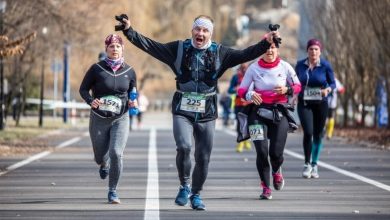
[297,100,328,165]
[248,110,289,188]
[173,114,215,194]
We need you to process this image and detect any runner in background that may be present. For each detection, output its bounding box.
[228,62,252,152]
[295,39,336,179]
[326,78,345,139]
[130,91,149,130]
[219,91,232,127]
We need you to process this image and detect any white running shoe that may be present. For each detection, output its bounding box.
[311,165,319,178]
[302,163,312,178]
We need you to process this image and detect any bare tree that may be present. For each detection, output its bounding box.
[3,0,114,126]
[303,0,389,128]
[0,33,36,125]
[3,0,259,125]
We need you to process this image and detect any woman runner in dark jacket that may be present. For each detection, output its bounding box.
[79,34,137,204]
[295,39,336,179]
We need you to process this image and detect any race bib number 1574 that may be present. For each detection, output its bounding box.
[99,95,122,114]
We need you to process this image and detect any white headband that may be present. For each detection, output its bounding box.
[192,18,213,34]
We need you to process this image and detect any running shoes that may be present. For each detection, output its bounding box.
[244,140,252,150]
[302,163,312,178]
[174,184,191,206]
[272,168,285,190]
[259,182,272,200]
[190,194,206,210]
[108,191,120,204]
[99,165,109,180]
[311,164,319,179]
[236,142,244,153]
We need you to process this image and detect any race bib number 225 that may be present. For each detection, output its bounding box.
[180,93,206,113]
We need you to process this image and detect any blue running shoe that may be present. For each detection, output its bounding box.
[190,194,206,210]
[99,165,109,179]
[108,191,120,204]
[174,184,190,206]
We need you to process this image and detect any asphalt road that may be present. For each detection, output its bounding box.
[0,112,389,220]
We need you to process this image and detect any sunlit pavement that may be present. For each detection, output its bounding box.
[0,111,389,220]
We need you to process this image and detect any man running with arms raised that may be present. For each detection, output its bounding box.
[117,14,278,210]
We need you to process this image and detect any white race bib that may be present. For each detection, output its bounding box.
[180,93,206,113]
[304,87,322,100]
[99,95,122,114]
[249,124,265,141]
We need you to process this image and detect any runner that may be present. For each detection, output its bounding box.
[228,62,252,152]
[219,90,232,127]
[130,90,149,130]
[79,34,137,204]
[326,78,345,139]
[237,39,301,200]
[117,14,278,210]
[295,39,336,179]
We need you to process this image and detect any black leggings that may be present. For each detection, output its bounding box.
[327,108,335,118]
[297,100,328,164]
[234,105,245,133]
[248,109,289,188]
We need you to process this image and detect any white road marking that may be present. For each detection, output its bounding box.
[144,127,160,220]
[1,151,51,176]
[0,136,83,176]
[223,130,390,192]
[56,137,82,149]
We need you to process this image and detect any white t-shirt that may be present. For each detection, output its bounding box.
[138,94,149,112]
[328,78,344,109]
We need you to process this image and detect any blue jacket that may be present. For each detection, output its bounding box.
[295,57,336,101]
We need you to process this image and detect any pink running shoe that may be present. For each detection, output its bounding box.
[272,168,285,190]
[259,182,272,200]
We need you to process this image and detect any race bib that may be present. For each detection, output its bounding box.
[304,87,322,100]
[180,93,206,113]
[99,95,122,114]
[249,124,265,141]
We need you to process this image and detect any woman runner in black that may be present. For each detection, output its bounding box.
[79,34,137,204]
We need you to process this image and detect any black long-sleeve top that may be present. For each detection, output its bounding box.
[123,27,270,122]
[124,27,270,78]
[79,60,137,118]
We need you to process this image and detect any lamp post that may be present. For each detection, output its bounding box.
[52,59,60,118]
[0,0,6,130]
[39,26,48,127]
[63,41,70,123]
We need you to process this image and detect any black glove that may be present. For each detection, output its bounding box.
[115,14,129,31]
[268,24,282,47]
